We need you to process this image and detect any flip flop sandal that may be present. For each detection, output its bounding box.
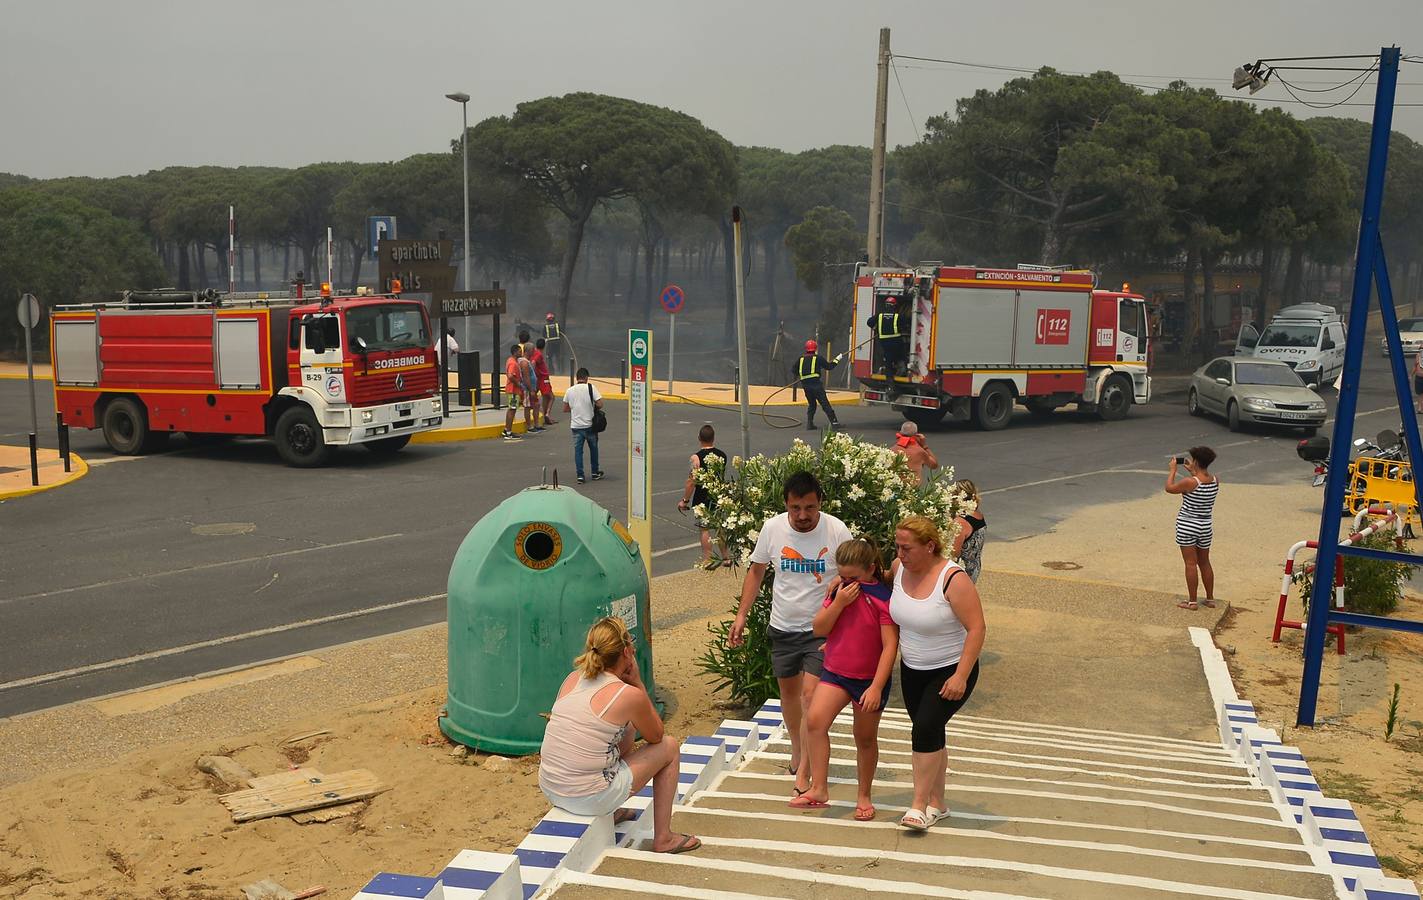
[788,795,830,809]
[925,805,948,826]
[658,834,702,854]
[899,808,929,831]
[1202,600,1218,608]
[1177,601,1198,610]
[854,804,876,821]
[613,808,638,825]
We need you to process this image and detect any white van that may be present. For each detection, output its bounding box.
[1236,303,1346,388]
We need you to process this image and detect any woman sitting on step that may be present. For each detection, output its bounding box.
[539,616,700,854]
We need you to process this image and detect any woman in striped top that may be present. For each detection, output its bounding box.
[1166,446,1219,610]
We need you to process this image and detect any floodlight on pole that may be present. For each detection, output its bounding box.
[1231,61,1271,94]
[446,91,473,347]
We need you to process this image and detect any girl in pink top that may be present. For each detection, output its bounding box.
[790,539,899,820]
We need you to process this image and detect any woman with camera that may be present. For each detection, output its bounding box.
[1166,446,1219,610]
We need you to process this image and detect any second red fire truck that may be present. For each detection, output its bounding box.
[50,286,443,466]
[852,264,1151,430]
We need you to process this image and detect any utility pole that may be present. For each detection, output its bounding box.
[866,27,891,267]
[732,207,751,461]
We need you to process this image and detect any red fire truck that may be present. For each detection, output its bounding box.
[852,264,1151,430]
[50,287,443,466]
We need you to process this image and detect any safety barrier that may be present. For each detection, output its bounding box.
[1273,509,1399,654]
[1344,456,1419,532]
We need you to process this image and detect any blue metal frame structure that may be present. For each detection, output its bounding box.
[1298,47,1423,726]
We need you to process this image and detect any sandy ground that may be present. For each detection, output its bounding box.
[4,483,1423,894]
[0,569,742,899]
[987,482,1423,885]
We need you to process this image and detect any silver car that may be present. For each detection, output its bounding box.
[1188,357,1327,434]
[1379,316,1423,357]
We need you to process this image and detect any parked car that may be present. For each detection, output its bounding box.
[1188,357,1328,434]
[1379,316,1423,357]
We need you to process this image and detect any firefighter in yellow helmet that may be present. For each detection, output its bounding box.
[797,340,844,430]
[867,295,908,377]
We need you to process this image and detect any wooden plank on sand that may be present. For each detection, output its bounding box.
[246,768,323,791]
[220,769,386,823]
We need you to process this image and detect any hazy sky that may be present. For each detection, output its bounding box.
[2,0,1419,179]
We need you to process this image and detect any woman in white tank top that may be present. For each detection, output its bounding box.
[888,516,987,831]
[538,617,700,854]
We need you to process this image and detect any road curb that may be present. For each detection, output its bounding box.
[0,451,88,501]
[597,390,860,408]
[411,419,529,445]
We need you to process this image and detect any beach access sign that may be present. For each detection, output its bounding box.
[628,328,652,575]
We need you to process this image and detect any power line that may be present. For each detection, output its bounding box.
[1269,67,1375,94]
[891,52,1423,107]
[1274,66,1381,109]
[890,60,923,141]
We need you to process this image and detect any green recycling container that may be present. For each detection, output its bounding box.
[439,484,654,756]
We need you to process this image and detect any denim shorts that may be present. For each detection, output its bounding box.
[541,761,632,818]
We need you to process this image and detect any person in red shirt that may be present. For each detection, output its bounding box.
[533,338,558,426]
[792,539,898,821]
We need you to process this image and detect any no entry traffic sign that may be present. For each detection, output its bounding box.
[659,284,685,314]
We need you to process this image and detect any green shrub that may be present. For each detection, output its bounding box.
[697,589,777,711]
[1293,531,1418,617]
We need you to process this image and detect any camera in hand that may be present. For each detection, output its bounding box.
[1174,455,1187,465]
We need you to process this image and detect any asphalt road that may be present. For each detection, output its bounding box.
[0,358,1414,717]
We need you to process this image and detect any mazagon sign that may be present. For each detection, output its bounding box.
[434,290,507,317]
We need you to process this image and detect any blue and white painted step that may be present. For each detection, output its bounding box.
[351,714,781,900]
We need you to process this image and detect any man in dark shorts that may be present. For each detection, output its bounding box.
[678,424,728,567]
[731,471,853,795]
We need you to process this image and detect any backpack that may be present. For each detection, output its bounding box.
[587,383,607,433]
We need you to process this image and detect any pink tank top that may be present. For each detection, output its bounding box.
[538,672,629,798]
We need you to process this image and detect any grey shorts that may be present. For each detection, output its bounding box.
[768,627,825,679]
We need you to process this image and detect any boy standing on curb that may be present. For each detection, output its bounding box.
[533,338,558,427]
[502,344,535,440]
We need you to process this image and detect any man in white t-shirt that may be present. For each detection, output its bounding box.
[732,471,853,796]
[561,367,604,485]
[442,329,460,372]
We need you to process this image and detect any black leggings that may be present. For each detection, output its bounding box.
[900,660,980,752]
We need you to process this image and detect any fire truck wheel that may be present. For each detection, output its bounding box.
[1097,376,1133,421]
[275,406,332,467]
[973,383,1014,431]
[364,434,412,456]
[102,397,151,455]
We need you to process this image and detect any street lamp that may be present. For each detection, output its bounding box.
[446,91,472,305]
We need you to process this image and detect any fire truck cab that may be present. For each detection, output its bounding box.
[852,264,1150,430]
[51,287,444,467]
